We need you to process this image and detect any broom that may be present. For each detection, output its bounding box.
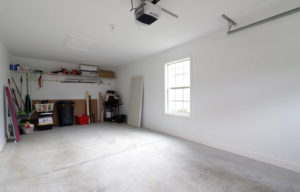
[25,73,31,113]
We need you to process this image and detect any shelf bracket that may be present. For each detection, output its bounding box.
[222,14,237,33]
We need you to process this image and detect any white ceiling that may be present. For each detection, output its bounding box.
[0,0,299,67]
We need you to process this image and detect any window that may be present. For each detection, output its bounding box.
[165,58,190,116]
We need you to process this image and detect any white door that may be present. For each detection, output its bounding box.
[127,76,144,127]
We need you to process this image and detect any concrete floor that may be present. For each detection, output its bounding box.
[0,123,299,192]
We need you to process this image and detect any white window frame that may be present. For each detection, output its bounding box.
[165,58,191,117]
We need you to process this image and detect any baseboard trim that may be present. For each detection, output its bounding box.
[194,137,300,174]
[144,126,300,174]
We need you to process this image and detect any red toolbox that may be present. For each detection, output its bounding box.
[76,115,89,125]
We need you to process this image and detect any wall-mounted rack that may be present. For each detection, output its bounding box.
[223,7,300,35]
[10,71,103,84]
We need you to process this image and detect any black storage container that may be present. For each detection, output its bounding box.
[57,101,75,126]
[115,115,127,123]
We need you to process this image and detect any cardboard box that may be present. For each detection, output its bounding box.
[98,69,115,78]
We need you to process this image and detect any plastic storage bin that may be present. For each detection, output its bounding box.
[37,112,54,131]
[57,101,75,126]
[76,115,89,125]
[35,103,54,112]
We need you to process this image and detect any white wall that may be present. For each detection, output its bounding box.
[11,57,116,119]
[0,41,10,151]
[116,14,300,173]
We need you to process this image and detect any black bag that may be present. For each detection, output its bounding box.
[107,95,118,106]
[115,115,127,123]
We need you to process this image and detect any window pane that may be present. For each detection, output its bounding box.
[168,64,175,76]
[176,62,184,75]
[175,101,183,113]
[176,74,184,87]
[169,101,176,112]
[183,61,190,74]
[184,88,190,102]
[168,74,175,88]
[166,58,190,116]
[183,74,190,87]
[175,89,183,101]
[183,102,190,113]
[169,89,176,101]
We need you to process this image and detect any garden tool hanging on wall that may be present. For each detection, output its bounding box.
[38,74,43,88]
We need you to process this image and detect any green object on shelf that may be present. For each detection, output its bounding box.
[16,111,27,116]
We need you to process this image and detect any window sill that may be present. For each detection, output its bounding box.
[164,112,190,119]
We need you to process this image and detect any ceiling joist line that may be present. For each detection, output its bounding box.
[222,7,300,35]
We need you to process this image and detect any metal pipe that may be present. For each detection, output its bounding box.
[161,7,179,18]
[222,14,237,26]
[228,7,300,34]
